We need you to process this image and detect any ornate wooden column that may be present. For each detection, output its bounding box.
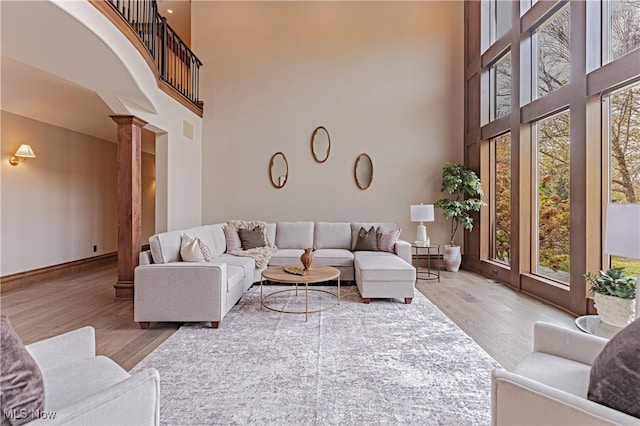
[111,115,147,299]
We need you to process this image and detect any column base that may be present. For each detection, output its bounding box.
[114,281,134,299]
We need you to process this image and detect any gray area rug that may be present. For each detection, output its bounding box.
[133,285,500,425]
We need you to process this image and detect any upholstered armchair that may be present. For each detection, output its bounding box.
[491,322,639,426]
[26,326,160,425]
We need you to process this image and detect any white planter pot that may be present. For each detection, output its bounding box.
[443,245,462,272]
[593,293,636,328]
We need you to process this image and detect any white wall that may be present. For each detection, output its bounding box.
[1,112,155,276]
[194,1,464,245]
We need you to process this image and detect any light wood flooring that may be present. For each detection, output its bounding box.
[1,261,576,371]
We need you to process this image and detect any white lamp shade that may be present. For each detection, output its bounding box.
[410,204,434,222]
[14,144,36,158]
[604,203,640,259]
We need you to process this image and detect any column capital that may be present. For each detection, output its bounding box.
[110,115,148,128]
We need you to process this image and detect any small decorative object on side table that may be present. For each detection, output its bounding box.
[411,243,440,282]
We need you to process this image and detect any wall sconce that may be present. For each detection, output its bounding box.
[9,144,36,166]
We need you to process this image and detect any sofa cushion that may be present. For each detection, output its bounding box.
[238,228,266,250]
[351,223,398,250]
[149,230,183,264]
[227,266,244,293]
[312,249,354,267]
[354,253,415,281]
[265,223,277,246]
[42,356,129,411]
[218,254,255,281]
[588,317,640,418]
[210,224,227,257]
[269,249,304,266]
[190,226,217,256]
[1,315,45,424]
[353,226,379,251]
[276,222,314,249]
[314,222,352,250]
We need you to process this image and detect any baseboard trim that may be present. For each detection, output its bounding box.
[1,253,117,294]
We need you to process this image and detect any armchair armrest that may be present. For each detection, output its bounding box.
[492,368,638,426]
[139,250,154,265]
[532,322,608,366]
[30,368,160,425]
[26,327,95,371]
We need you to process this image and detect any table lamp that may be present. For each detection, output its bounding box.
[410,204,434,246]
[604,203,640,319]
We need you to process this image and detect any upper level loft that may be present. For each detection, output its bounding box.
[94,0,203,116]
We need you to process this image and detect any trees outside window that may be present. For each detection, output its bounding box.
[490,133,511,265]
[535,7,570,98]
[607,82,640,276]
[607,0,640,62]
[490,53,511,120]
[535,111,570,283]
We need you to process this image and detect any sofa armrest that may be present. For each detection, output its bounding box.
[491,368,637,426]
[394,240,412,264]
[26,327,95,372]
[30,368,160,425]
[532,322,608,366]
[134,263,227,323]
[139,250,154,265]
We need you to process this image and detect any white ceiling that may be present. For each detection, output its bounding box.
[1,56,118,143]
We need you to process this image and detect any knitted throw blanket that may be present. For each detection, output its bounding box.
[226,220,277,268]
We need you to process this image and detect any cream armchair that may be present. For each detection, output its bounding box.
[491,322,639,426]
[26,326,160,425]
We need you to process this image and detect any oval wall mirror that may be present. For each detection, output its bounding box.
[311,126,331,163]
[354,153,373,190]
[269,152,288,189]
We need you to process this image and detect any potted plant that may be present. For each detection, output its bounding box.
[584,268,637,327]
[434,163,485,272]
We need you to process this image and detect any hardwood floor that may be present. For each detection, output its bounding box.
[1,260,576,371]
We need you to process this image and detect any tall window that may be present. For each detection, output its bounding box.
[534,7,571,98]
[534,110,570,283]
[490,133,511,265]
[489,52,511,121]
[491,0,512,42]
[606,0,640,63]
[607,82,640,275]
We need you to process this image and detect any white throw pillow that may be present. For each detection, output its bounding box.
[180,234,206,262]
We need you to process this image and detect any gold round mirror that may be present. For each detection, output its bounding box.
[311,126,331,163]
[269,152,288,189]
[354,153,373,190]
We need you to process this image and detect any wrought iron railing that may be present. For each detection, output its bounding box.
[106,0,203,108]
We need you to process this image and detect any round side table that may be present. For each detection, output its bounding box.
[411,243,440,282]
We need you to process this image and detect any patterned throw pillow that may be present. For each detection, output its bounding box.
[0,315,45,426]
[588,317,640,418]
[377,228,401,253]
[180,234,206,262]
[223,225,242,252]
[353,226,379,251]
[197,239,214,262]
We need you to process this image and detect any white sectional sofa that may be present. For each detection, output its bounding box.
[134,221,416,329]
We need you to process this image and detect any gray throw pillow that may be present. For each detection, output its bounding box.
[587,317,640,418]
[238,228,266,250]
[0,315,45,425]
[353,226,379,251]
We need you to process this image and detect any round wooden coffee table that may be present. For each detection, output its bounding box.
[260,265,341,321]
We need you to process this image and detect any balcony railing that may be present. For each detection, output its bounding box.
[106,0,203,109]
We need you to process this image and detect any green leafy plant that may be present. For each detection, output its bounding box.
[584,268,637,300]
[434,163,486,246]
